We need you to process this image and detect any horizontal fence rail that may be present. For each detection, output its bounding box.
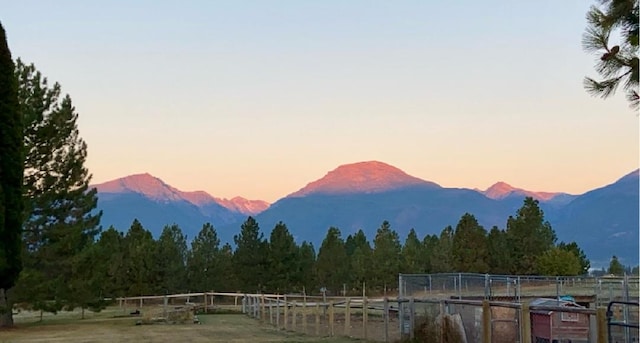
[114,291,637,343]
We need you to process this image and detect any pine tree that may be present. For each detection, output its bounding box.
[371,221,402,292]
[430,226,454,273]
[122,220,156,296]
[13,59,101,315]
[452,213,489,273]
[218,243,238,291]
[187,223,221,292]
[422,234,439,273]
[154,224,187,294]
[506,197,556,275]
[536,247,582,276]
[298,241,316,294]
[233,217,267,292]
[316,227,348,294]
[583,0,639,108]
[266,222,299,293]
[401,229,425,273]
[558,241,591,275]
[94,227,126,297]
[0,21,24,327]
[346,230,372,292]
[487,226,511,274]
[608,255,625,275]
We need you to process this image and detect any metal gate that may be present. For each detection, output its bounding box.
[607,301,640,343]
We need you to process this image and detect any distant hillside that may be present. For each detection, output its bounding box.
[93,174,267,239]
[289,161,439,197]
[481,181,577,206]
[551,169,639,267]
[93,164,639,267]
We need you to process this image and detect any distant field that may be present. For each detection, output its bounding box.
[0,307,367,343]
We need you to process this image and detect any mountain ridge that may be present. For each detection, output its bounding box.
[93,173,270,216]
[91,162,638,267]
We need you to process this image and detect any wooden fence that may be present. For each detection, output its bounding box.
[116,292,629,343]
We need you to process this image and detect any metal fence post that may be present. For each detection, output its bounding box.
[484,274,490,300]
[384,297,389,343]
[398,274,404,336]
[409,297,415,340]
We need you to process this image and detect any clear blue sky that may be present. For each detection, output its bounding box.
[2,0,638,202]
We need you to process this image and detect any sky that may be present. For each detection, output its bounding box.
[2,1,638,203]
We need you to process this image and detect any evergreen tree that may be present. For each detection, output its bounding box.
[371,221,402,291]
[298,241,316,294]
[422,234,439,273]
[14,59,101,314]
[452,213,489,273]
[506,197,556,274]
[94,227,126,297]
[266,222,299,293]
[536,247,582,276]
[122,220,156,296]
[233,217,267,292]
[401,229,425,273]
[218,243,239,291]
[345,230,372,292]
[316,227,348,294]
[608,255,625,275]
[558,241,591,275]
[154,224,187,294]
[430,226,454,273]
[583,0,639,108]
[187,223,221,292]
[487,226,511,274]
[0,22,24,327]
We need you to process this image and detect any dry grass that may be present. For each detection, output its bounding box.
[0,307,368,343]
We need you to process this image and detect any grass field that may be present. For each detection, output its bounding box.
[0,308,369,343]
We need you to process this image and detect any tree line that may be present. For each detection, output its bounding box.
[74,197,594,303]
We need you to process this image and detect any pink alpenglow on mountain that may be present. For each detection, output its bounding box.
[93,173,270,216]
[214,197,270,216]
[483,181,561,201]
[289,161,439,197]
[95,173,184,201]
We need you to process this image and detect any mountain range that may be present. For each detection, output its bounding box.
[92,161,639,268]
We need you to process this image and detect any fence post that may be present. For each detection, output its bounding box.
[345,297,351,336]
[283,295,288,331]
[261,294,265,321]
[596,307,607,343]
[409,297,415,340]
[302,297,307,334]
[315,302,320,336]
[521,302,531,343]
[292,300,297,330]
[163,294,168,319]
[276,296,280,328]
[203,293,208,314]
[384,297,390,343]
[482,300,492,343]
[269,298,273,325]
[363,296,368,340]
[329,301,335,337]
[254,296,259,318]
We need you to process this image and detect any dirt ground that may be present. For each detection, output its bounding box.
[0,308,368,343]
